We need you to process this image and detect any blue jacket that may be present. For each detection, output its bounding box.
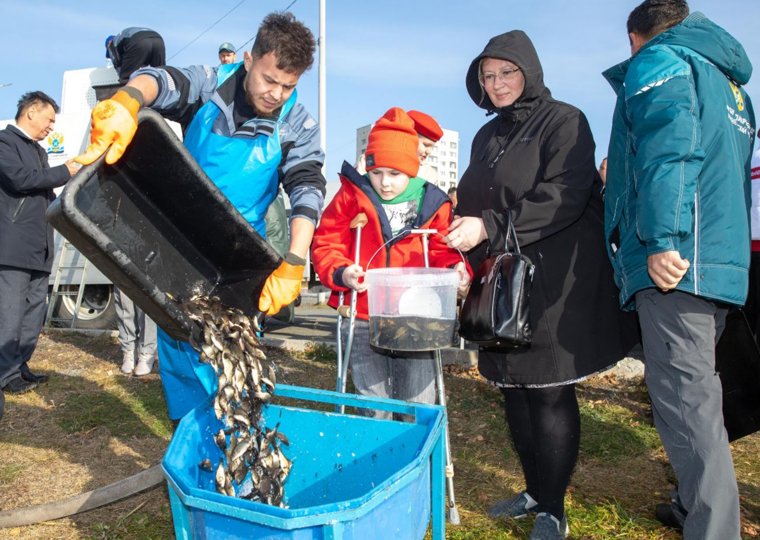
[603,12,756,309]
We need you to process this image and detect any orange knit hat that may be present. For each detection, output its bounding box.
[407,110,443,142]
[365,107,420,178]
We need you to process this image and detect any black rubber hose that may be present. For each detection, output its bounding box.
[0,464,164,528]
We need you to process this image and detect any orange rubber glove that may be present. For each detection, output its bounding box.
[258,257,305,315]
[75,89,141,166]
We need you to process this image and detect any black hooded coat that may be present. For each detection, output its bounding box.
[457,31,639,386]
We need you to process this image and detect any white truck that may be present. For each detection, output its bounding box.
[2,66,181,330]
[5,66,324,329]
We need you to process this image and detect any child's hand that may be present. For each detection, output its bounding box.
[343,264,367,292]
[454,261,470,299]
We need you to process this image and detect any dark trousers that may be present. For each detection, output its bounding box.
[117,31,165,82]
[0,265,49,386]
[501,384,580,520]
[743,250,760,342]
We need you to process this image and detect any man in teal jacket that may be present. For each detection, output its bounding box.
[603,1,755,538]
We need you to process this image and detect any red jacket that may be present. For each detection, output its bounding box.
[312,162,468,320]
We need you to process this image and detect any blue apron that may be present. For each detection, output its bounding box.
[157,62,295,420]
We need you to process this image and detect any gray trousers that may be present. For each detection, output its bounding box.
[636,289,740,540]
[346,320,437,419]
[0,266,48,386]
[114,288,157,358]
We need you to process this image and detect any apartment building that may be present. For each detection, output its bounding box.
[355,124,459,192]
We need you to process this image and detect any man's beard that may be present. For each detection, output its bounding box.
[245,88,280,120]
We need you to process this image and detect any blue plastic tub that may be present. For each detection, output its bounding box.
[162,384,446,539]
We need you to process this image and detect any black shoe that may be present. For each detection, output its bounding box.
[3,376,38,394]
[21,371,49,384]
[655,502,686,531]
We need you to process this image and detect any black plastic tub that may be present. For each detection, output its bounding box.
[47,109,280,340]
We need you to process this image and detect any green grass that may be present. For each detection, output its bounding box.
[0,463,25,485]
[7,332,757,539]
[299,341,337,364]
[437,369,686,539]
[56,380,172,439]
[568,498,667,539]
[87,503,174,539]
[580,400,662,463]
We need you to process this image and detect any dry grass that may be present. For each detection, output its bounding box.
[0,332,758,539]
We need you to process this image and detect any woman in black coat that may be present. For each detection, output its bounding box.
[446,31,638,538]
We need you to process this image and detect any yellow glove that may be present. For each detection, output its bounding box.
[258,255,305,315]
[75,88,141,166]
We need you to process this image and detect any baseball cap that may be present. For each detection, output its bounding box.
[218,42,235,53]
[407,110,444,142]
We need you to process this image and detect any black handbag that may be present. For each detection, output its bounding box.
[459,217,535,348]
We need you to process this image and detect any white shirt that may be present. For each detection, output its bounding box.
[750,146,760,240]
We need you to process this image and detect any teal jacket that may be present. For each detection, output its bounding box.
[603,12,756,310]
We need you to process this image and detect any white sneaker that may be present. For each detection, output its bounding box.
[121,350,136,374]
[134,353,155,376]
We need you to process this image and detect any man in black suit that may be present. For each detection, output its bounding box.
[0,91,80,395]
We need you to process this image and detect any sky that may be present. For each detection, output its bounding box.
[1,0,758,189]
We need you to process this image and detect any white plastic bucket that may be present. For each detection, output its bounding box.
[365,268,458,351]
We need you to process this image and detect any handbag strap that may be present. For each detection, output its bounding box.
[505,214,522,254]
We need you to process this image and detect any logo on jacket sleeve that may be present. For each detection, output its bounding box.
[729,81,745,112]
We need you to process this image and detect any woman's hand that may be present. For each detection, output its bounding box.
[445,216,487,252]
[453,261,471,299]
[342,264,367,292]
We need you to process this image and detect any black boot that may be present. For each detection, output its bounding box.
[3,376,38,394]
[655,500,687,531]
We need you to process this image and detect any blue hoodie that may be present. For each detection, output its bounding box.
[603,12,756,309]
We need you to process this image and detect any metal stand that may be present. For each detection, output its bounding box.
[416,229,460,525]
[335,215,366,413]
[435,347,460,524]
[332,225,461,524]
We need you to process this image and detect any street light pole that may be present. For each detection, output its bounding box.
[318,0,326,177]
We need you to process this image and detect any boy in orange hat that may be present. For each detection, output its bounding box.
[312,107,470,417]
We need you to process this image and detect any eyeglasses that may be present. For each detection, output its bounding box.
[479,67,521,86]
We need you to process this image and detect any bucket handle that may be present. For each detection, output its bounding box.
[364,228,466,271]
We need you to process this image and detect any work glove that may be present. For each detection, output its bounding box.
[258,253,305,316]
[75,88,142,166]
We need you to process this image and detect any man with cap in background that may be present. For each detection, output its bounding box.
[218,42,236,65]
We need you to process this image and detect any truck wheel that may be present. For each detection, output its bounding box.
[52,285,118,330]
